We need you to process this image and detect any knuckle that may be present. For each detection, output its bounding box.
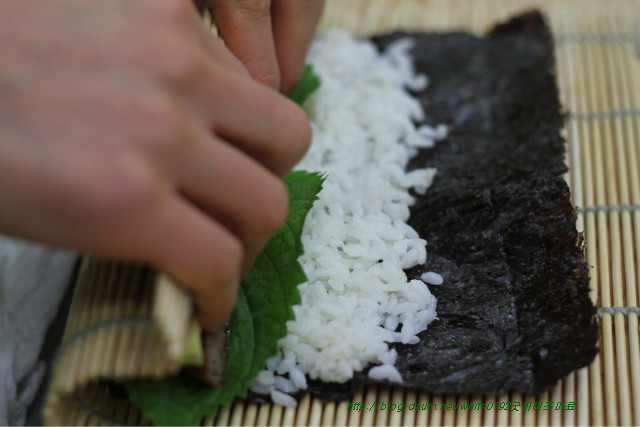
[237,0,271,15]
[221,234,244,270]
[191,230,243,328]
[255,178,289,233]
[257,70,281,91]
[80,157,162,224]
[213,0,271,18]
[136,93,173,123]
[155,41,207,84]
[194,259,239,329]
[286,106,312,163]
[155,0,196,25]
[106,160,162,211]
[211,233,243,286]
[279,65,300,95]
[132,100,184,158]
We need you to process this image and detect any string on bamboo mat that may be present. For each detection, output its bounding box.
[554,32,637,43]
[577,204,640,213]
[597,307,640,317]
[43,259,192,426]
[55,316,153,357]
[635,16,640,53]
[569,109,640,119]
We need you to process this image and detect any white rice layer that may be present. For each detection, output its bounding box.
[252,30,445,397]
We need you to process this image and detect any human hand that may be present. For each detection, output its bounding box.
[208,0,324,94]
[0,0,311,330]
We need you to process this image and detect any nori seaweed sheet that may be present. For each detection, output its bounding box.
[302,11,597,400]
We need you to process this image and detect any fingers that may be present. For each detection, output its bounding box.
[207,0,324,94]
[190,11,251,79]
[0,0,313,333]
[151,128,293,330]
[204,70,311,177]
[138,10,310,328]
[145,28,310,177]
[160,6,310,176]
[171,7,313,325]
[208,0,280,90]
[148,192,243,331]
[272,0,324,94]
[173,129,289,276]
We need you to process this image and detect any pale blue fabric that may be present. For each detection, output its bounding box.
[0,236,76,425]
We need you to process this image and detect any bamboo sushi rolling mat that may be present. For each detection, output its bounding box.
[43,0,640,426]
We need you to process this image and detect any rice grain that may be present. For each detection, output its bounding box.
[257,30,445,403]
